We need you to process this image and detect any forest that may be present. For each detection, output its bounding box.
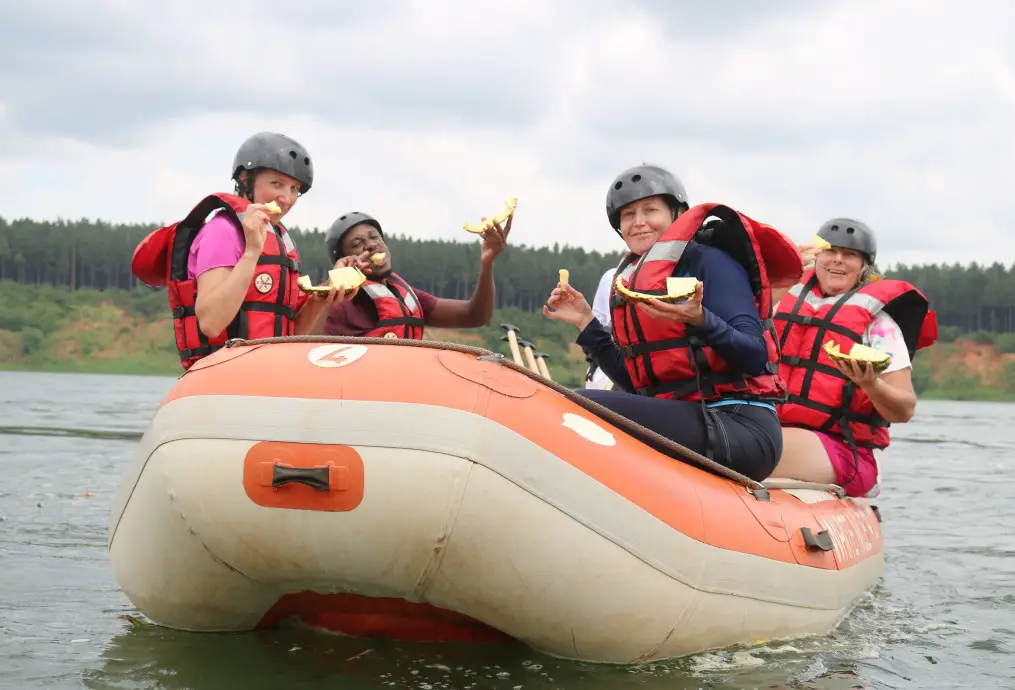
[1,214,1014,339]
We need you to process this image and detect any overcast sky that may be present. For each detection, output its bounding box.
[1,0,1013,268]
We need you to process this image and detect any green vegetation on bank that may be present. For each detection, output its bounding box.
[0,217,623,313]
[3,214,1015,399]
[0,282,594,385]
[911,334,1015,402]
[6,214,1015,336]
[3,281,1015,399]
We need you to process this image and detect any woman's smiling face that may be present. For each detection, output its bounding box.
[618,196,674,255]
[816,245,866,295]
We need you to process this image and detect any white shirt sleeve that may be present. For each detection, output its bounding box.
[864,311,912,373]
[591,268,615,328]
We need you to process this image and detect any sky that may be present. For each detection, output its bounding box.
[1,0,1013,268]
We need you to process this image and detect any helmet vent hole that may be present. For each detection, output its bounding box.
[303,157,310,165]
[614,181,623,190]
[846,227,855,234]
[632,174,642,182]
[288,150,297,159]
[339,215,347,221]
[830,225,839,231]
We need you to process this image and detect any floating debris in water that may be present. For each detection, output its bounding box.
[119,613,153,629]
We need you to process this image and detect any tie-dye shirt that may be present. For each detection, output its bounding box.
[863,311,911,373]
[773,302,912,373]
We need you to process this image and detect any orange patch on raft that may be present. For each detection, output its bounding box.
[243,442,365,513]
[165,342,883,570]
[256,591,514,643]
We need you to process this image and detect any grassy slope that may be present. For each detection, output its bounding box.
[0,283,592,385]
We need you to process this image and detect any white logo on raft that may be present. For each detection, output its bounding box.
[561,413,616,446]
[254,272,274,293]
[307,344,369,368]
[816,508,880,564]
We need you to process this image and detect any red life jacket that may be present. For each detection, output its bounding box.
[131,193,304,370]
[610,203,803,403]
[774,270,938,449]
[360,272,426,339]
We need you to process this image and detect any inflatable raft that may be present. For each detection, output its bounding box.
[107,336,884,663]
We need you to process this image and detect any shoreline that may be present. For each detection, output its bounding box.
[3,361,1013,403]
[0,361,180,378]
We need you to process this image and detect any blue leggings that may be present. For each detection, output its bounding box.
[576,389,782,482]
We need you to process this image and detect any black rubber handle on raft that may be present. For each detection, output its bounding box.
[271,464,330,491]
[800,527,834,551]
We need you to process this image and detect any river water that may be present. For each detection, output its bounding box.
[1,371,1012,689]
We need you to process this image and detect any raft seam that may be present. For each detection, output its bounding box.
[166,463,258,584]
[408,461,473,602]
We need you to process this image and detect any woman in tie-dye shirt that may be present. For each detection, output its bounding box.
[768,219,924,498]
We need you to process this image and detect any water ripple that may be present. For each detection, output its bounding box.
[1,376,1014,689]
[0,426,143,442]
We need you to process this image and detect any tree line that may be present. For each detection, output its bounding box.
[1,215,1013,336]
[0,216,622,311]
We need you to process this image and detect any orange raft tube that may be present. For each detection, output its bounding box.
[107,336,884,664]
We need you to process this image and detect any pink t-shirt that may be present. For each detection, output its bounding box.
[187,213,246,281]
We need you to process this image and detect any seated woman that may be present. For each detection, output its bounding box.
[131,132,352,371]
[769,218,938,496]
[544,164,802,481]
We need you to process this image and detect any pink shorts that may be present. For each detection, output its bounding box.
[816,431,879,497]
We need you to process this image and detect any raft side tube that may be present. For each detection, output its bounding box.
[109,396,883,661]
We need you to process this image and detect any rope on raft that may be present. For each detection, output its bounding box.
[224,335,845,498]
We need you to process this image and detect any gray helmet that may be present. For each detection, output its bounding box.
[325,212,383,263]
[817,217,877,265]
[232,132,314,194]
[606,164,688,230]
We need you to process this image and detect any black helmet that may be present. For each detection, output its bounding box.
[232,132,314,194]
[325,212,383,263]
[817,217,877,265]
[606,164,688,230]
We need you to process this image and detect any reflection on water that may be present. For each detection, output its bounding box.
[1,371,1014,689]
[83,614,892,690]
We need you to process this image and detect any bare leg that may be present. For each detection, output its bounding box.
[768,427,838,484]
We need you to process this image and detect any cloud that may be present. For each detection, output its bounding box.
[0,0,1013,271]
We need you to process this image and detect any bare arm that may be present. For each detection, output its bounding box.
[424,261,496,328]
[423,215,510,329]
[194,203,275,338]
[861,368,917,423]
[295,286,358,335]
[772,285,792,304]
[194,252,260,337]
[295,298,328,335]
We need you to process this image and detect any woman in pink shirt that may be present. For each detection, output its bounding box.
[133,132,356,369]
[184,132,354,341]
